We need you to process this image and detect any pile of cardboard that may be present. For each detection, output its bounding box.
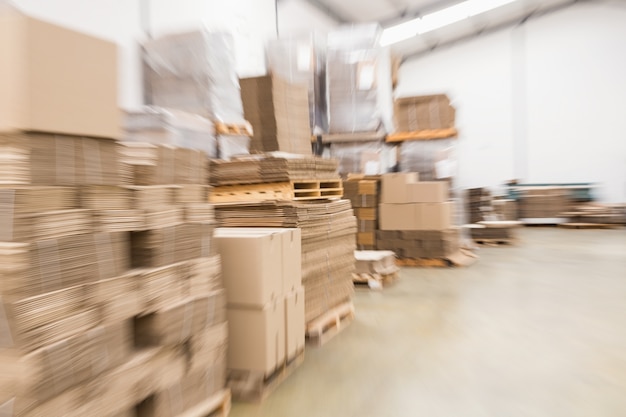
[561,203,626,225]
[142,30,245,125]
[208,154,339,186]
[214,228,304,396]
[466,187,492,223]
[394,94,456,131]
[0,9,227,416]
[240,75,312,155]
[343,177,380,250]
[123,107,217,158]
[214,200,356,324]
[518,187,574,219]
[492,199,518,221]
[378,173,465,260]
[466,221,521,242]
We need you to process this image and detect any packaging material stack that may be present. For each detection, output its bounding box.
[466,187,493,223]
[466,221,522,243]
[208,156,355,335]
[214,228,304,400]
[394,94,456,132]
[123,107,217,158]
[240,75,312,155]
[266,35,327,135]
[1,8,229,416]
[377,173,473,265]
[517,187,575,220]
[561,203,626,226]
[492,199,518,221]
[142,29,251,160]
[343,177,380,250]
[353,250,399,289]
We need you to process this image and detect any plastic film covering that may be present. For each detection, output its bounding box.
[123,107,217,158]
[217,135,250,160]
[326,25,394,134]
[326,140,397,177]
[267,34,327,134]
[399,139,457,181]
[143,30,245,125]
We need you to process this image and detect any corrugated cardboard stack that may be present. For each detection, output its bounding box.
[377,173,462,259]
[343,178,380,250]
[518,187,574,219]
[142,29,251,160]
[492,199,518,221]
[466,187,492,223]
[394,94,456,132]
[123,107,217,158]
[214,201,356,325]
[1,8,227,415]
[214,228,304,396]
[326,24,393,134]
[240,75,312,155]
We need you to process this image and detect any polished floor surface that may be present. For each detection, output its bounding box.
[230,228,626,417]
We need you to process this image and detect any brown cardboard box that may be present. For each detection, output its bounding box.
[227,299,285,375]
[357,232,375,246]
[356,219,376,232]
[214,229,283,307]
[0,8,119,138]
[408,182,448,203]
[379,203,421,230]
[421,202,453,230]
[394,95,455,131]
[285,286,305,360]
[381,173,419,203]
[355,208,377,221]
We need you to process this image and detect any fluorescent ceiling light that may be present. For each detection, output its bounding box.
[380,0,517,45]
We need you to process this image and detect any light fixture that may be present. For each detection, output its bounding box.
[380,0,518,46]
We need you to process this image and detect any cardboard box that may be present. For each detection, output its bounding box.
[227,299,285,375]
[214,229,283,307]
[379,203,421,230]
[355,208,377,221]
[356,219,376,232]
[421,202,453,230]
[284,286,305,360]
[0,8,119,138]
[357,232,375,246]
[408,181,448,203]
[381,173,419,203]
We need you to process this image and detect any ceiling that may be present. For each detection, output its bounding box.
[298,0,587,58]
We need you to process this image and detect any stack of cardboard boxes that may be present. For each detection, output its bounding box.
[343,178,380,250]
[518,187,574,219]
[240,75,312,155]
[1,9,228,416]
[377,173,461,259]
[214,228,304,394]
[466,187,492,223]
[394,94,456,132]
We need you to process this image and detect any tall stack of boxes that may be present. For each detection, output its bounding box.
[466,187,492,223]
[343,178,380,250]
[214,229,304,389]
[518,188,574,219]
[1,8,228,416]
[377,173,461,259]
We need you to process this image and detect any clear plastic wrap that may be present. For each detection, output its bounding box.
[326,25,393,134]
[217,135,250,160]
[143,30,245,124]
[266,34,327,134]
[123,106,217,157]
[399,139,457,181]
[326,140,397,177]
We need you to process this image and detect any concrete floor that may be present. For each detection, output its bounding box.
[230,228,626,417]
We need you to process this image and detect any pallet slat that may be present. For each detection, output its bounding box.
[306,301,355,347]
[558,223,621,229]
[174,389,231,417]
[209,180,343,203]
[353,271,398,290]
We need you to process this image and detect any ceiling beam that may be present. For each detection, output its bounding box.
[400,0,583,63]
[279,0,350,23]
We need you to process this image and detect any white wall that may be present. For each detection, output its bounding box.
[277,0,339,38]
[398,2,626,202]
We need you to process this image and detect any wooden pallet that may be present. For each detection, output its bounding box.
[396,257,451,267]
[175,389,231,417]
[558,222,621,229]
[306,301,355,347]
[228,350,305,403]
[215,121,253,136]
[386,128,458,142]
[473,238,516,246]
[353,271,398,290]
[209,180,343,203]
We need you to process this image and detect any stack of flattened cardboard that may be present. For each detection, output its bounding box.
[215,200,355,324]
[240,75,312,155]
[394,94,456,131]
[343,177,380,250]
[209,154,339,186]
[518,187,574,219]
[561,203,626,225]
[214,228,304,397]
[467,221,522,242]
[378,173,470,261]
[466,187,492,223]
[492,199,518,221]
